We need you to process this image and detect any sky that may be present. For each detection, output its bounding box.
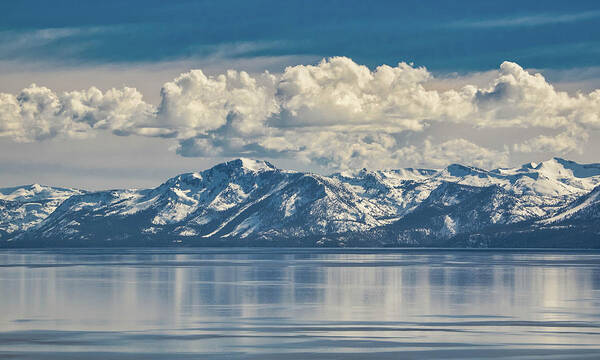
[1,0,600,190]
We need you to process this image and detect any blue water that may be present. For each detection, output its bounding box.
[1,248,599,359]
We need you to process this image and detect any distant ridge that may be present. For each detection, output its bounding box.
[2,157,600,248]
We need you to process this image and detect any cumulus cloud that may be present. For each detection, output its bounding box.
[275,57,472,131]
[62,86,154,135]
[157,69,278,138]
[0,85,90,141]
[475,61,584,128]
[0,57,598,169]
[0,84,154,142]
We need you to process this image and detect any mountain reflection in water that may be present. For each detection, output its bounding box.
[0,248,599,359]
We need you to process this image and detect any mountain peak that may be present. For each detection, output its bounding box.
[4,157,600,247]
[445,164,486,177]
[225,158,277,172]
[535,157,600,179]
[161,158,279,189]
[0,184,81,202]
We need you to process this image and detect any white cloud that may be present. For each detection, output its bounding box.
[513,127,589,155]
[0,85,90,142]
[61,86,154,134]
[275,57,472,131]
[157,69,278,138]
[0,57,598,170]
[450,10,600,28]
[474,61,587,128]
[0,84,154,142]
[0,26,122,62]
[412,139,510,170]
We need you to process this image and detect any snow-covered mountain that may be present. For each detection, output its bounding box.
[3,157,600,247]
[539,185,600,225]
[0,184,84,239]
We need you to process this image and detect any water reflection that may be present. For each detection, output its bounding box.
[0,249,599,359]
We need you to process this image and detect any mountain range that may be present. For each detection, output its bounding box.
[1,157,599,248]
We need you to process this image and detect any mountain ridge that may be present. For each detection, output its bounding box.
[2,157,600,248]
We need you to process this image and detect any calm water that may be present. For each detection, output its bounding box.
[0,248,599,359]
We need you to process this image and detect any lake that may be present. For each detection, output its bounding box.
[0,248,599,359]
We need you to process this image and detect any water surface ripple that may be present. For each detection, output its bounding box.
[1,248,599,359]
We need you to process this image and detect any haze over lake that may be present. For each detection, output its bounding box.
[1,248,599,359]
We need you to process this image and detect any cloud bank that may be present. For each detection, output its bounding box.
[1,57,599,170]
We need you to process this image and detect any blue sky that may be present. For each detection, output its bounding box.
[0,1,600,189]
[2,0,600,70]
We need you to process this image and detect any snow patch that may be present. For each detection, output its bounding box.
[540,188,600,224]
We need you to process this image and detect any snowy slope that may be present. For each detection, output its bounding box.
[0,184,84,238]
[4,157,600,247]
[26,159,398,243]
[539,185,600,224]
